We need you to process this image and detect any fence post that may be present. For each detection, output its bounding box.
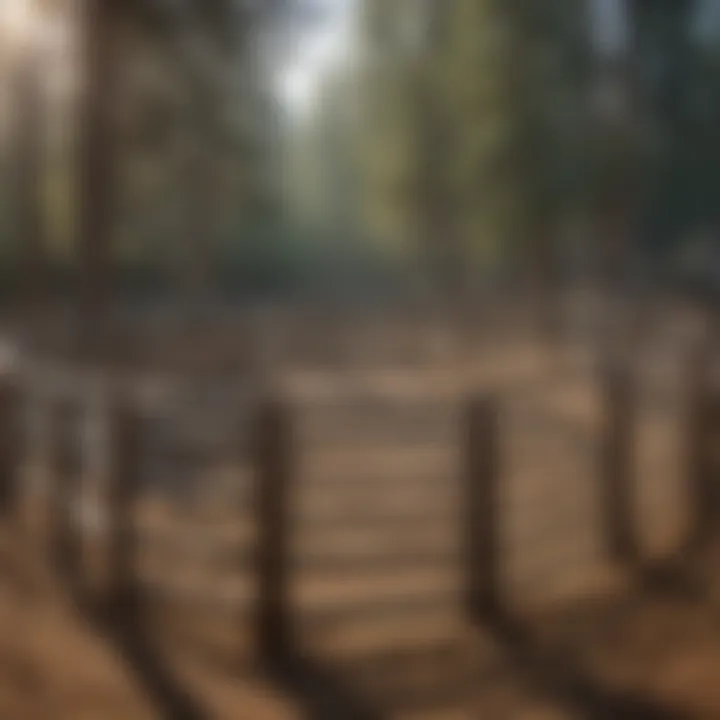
[252,393,294,663]
[599,360,639,566]
[704,395,720,537]
[106,395,142,624]
[463,393,502,624]
[49,395,84,591]
[0,374,20,518]
[685,344,720,549]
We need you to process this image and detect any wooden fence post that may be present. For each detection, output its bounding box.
[464,393,502,623]
[686,344,720,549]
[599,361,639,566]
[0,374,21,518]
[106,396,142,623]
[705,394,720,536]
[252,393,294,663]
[49,396,84,591]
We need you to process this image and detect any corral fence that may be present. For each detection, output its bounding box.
[1,340,720,708]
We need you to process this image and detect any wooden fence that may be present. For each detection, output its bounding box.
[2,346,720,678]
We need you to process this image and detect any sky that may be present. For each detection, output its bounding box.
[590,0,627,57]
[276,0,720,114]
[0,0,38,50]
[695,0,720,45]
[277,0,356,115]
[277,0,630,114]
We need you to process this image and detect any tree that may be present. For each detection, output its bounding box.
[360,0,592,342]
[628,0,699,265]
[75,0,119,359]
[10,30,45,328]
[360,0,469,316]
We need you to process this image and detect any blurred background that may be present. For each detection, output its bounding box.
[0,0,718,358]
[2,1,720,719]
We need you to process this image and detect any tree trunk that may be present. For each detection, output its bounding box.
[12,48,45,347]
[76,0,118,363]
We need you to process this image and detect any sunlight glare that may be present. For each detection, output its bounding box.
[1,0,40,51]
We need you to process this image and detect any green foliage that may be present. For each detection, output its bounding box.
[359,0,592,282]
[629,0,720,263]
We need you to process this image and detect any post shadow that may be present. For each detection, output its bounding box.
[90,395,209,720]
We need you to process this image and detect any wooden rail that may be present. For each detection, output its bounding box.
[2,347,718,678]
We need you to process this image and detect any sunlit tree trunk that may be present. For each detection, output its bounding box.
[414,0,474,367]
[11,46,45,346]
[416,83,464,345]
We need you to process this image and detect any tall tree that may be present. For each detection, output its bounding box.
[76,0,119,360]
[361,0,467,313]
[628,0,698,263]
[361,0,592,340]
[11,30,45,331]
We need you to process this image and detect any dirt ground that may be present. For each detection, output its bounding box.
[8,535,720,720]
[0,528,155,720]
